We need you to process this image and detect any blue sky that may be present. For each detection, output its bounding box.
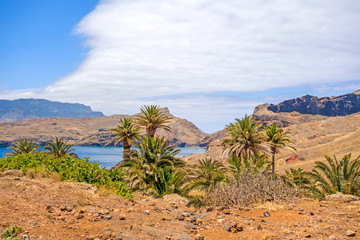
[1,0,360,133]
[0,0,98,90]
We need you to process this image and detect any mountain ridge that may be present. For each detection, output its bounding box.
[0,98,104,122]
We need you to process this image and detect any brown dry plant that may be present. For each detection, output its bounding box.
[206,173,299,208]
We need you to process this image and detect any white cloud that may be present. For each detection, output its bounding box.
[1,0,360,132]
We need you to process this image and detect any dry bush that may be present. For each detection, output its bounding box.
[97,186,115,197]
[49,172,61,182]
[26,169,36,179]
[36,166,47,178]
[206,173,299,208]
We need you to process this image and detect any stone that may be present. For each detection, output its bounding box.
[119,215,126,220]
[325,193,360,203]
[346,230,356,237]
[223,224,232,232]
[328,236,337,240]
[217,218,225,224]
[162,194,189,205]
[194,233,205,240]
[144,210,150,215]
[264,211,270,217]
[21,235,30,240]
[103,215,112,220]
[65,204,74,212]
[304,234,311,238]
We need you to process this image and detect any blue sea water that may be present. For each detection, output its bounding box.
[0,146,206,168]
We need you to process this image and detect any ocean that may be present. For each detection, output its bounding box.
[0,146,206,168]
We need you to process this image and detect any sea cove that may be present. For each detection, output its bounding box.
[0,146,206,168]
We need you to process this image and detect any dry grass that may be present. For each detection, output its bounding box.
[49,172,61,182]
[207,173,299,208]
[26,169,36,179]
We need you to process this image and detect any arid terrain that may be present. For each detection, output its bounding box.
[184,96,360,172]
[1,171,359,240]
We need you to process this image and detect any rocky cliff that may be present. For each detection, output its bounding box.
[267,90,360,116]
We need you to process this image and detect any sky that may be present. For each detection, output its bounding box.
[1,0,360,133]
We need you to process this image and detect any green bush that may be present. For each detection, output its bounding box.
[0,152,132,198]
[1,225,22,240]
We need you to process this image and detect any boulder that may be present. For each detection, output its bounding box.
[325,193,360,203]
[162,194,189,205]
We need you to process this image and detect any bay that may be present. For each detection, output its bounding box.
[0,146,206,168]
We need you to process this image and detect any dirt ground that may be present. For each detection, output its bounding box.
[0,172,359,240]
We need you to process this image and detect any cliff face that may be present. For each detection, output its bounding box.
[267,91,360,116]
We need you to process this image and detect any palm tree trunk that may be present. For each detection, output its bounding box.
[147,128,156,138]
[123,139,131,160]
[272,149,276,173]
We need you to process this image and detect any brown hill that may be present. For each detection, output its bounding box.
[0,108,209,147]
[184,102,360,172]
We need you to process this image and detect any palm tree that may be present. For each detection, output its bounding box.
[265,124,296,173]
[222,115,265,161]
[308,154,360,196]
[135,105,172,137]
[107,117,141,160]
[189,158,227,191]
[44,137,78,158]
[123,136,184,195]
[6,139,39,156]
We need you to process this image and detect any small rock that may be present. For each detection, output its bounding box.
[194,233,205,240]
[328,236,337,240]
[21,235,30,240]
[264,211,270,217]
[119,215,126,220]
[346,230,356,237]
[65,203,74,212]
[77,214,84,220]
[305,234,311,238]
[103,215,112,220]
[223,224,232,232]
[217,218,225,224]
[257,224,262,230]
[144,210,150,215]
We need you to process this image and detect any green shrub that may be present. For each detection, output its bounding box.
[0,152,132,198]
[1,225,22,240]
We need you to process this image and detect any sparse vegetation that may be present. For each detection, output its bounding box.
[0,224,22,240]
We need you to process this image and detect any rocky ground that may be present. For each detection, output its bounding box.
[1,171,360,240]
